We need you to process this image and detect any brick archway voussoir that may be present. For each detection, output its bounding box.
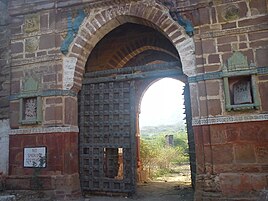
[69,1,192,92]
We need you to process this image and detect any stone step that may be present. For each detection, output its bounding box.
[258,190,268,201]
[0,195,16,201]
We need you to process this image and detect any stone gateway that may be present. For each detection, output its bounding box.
[0,0,267,200]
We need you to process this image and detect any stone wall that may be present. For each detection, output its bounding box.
[181,0,268,200]
[0,120,10,175]
[7,0,80,197]
[0,0,10,177]
[5,0,268,200]
[0,0,10,120]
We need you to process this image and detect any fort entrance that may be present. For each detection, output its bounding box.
[78,22,195,194]
[2,0,267,200]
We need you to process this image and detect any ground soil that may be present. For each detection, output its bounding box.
[1,165,194,201]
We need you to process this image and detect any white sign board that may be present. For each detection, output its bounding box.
[23,147,47,168]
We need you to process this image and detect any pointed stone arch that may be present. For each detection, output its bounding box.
[67,1,196,92]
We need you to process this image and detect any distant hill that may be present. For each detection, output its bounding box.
[140,124,186,138]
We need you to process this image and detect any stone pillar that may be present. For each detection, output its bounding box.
[0,120,10,175]
[0,0,10,177]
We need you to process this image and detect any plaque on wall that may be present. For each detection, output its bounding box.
[222,51,260,111]
[233,80,252,104]
[23,147,47,168]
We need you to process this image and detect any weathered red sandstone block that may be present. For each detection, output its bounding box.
[238,15,268,27]
[160,19,174,32]
[199,81,220,97]
[25,53,35,58]
[220,173,241,195]
[6,177,31,190]
[46,97,62,105]
[208,99,222,116]
[251,174,267,190]
[240,125,260,141]
[212,144,234,164]
[259,82,268,111]
[147,8,158,22]
[248,31,268,41]
[201,39,216,54]
[10,79,20,93]
[208,54,220,64]
[258,75,268,81]
[218,44,232,52]
[9,101,19,129]
[199,99,208,117]
[250,40,268,49]
[215,163,261,173]
[194,41,202,55]
[95,14,106,26]
[225,125,240,143]
[204,64,221,72]
[198,7,210,25]
[45,106,63,121]
[222,22,236,30]
[234,144,256,163]
[166,24,178,35]
[249,0,267,14]
[222,52,233,63]
[202,126,211,145]
[255,145,268,163]
[194,128,202,146]
[239,34,247,41]
[152,10,163,24]
[65,97,77,126]
[10,42,23,54]
[217,35,237,44]
[40,13,49,30]
[43,73,57,83]
[39,34,56,49]
[195,145,205,174]
[256,48,268,67]
[195,57,205,66]
[239,43,247,49]
[210,127,227,145]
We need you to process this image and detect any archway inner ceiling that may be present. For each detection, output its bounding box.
[85,23,181,72]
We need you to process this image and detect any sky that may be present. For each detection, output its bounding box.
[139,78,186,128]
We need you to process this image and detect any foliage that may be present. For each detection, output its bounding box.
[140,127,189,178]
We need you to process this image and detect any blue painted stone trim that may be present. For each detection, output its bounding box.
[258,67,268,74]
[60,9,86,55]
[188,66,268,83]
[10,90,77,101]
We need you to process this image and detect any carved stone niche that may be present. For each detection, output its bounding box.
[19,77,42,125]
[222,52,260,111]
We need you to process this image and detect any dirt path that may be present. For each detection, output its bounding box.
[86,164,194,201]
[86,181,193,201]
[1,181,194,201]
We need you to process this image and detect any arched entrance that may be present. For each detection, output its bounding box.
[136,77,195,189]
[69,1,196,195]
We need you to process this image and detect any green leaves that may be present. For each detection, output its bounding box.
[140,130,189,178]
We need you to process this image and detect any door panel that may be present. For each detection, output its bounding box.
[79,81,136,194]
